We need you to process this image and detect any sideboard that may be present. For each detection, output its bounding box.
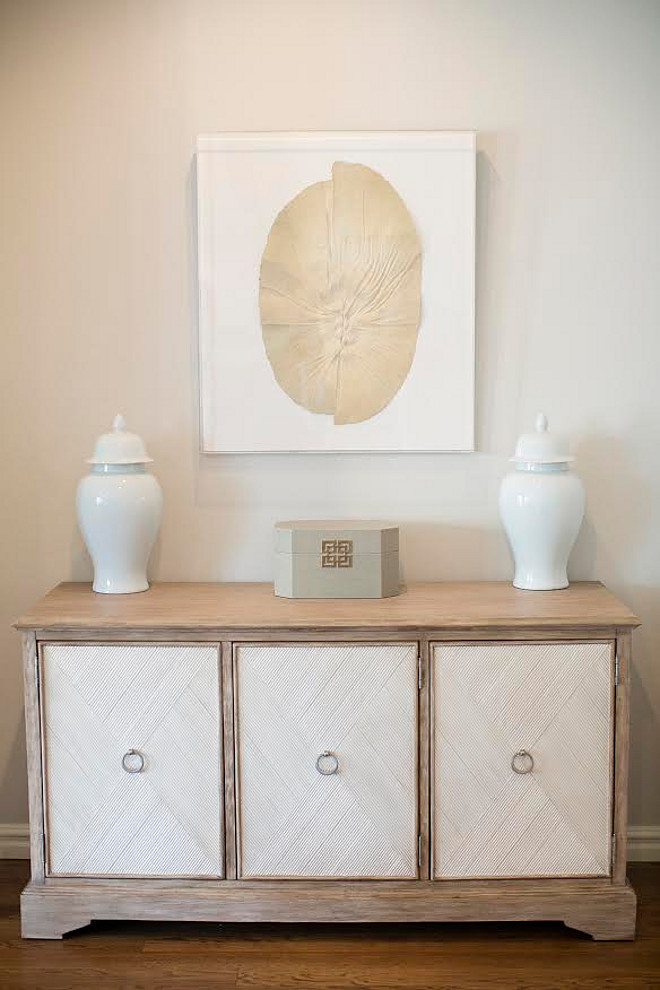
[15,581,639,940]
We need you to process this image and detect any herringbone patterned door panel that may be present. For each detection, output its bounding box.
[235,643,418,879]
[433,642,613,879]
[42,644,223,878]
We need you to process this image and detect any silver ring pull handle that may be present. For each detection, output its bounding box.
[511,750,534,775]
[315,750,339,776]
[122,748,145,774]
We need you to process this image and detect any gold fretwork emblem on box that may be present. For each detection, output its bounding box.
[321,539,354,568]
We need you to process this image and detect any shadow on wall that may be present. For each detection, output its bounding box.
[627,585,660,826]
[570,434,651,581]
[571,431,658,825]
[0,718,28,826]
[399,523,511,584]
[474,144,498,454]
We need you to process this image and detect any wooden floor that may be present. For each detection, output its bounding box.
[1,863,659,989]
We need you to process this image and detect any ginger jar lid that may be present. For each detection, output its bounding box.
[86,414,154,465]
[511,413,573,465]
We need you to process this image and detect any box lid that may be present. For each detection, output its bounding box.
[275,520,399,555]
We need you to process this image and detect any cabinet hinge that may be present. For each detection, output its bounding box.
[418,654,423,690]
[418,834,422,867]
[614,652,619,687]
[612,832,617,864]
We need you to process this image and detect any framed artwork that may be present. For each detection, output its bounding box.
[196,131,475,452]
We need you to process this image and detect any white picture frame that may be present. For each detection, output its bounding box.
[196,131,476,453]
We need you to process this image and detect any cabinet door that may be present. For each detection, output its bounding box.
[235,643,418,879]
[41,644,223,878]
[433,642,613,879]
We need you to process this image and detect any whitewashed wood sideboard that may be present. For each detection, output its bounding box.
[15,581,639,940]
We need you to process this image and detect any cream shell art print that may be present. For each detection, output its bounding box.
[259,162,422,425]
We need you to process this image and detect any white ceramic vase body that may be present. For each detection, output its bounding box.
[77,416,162,594]
[77,466,163,594]
[499,465,585,591]
[499,414,585,591]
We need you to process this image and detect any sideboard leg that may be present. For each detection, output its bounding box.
[563,884,637,941]
[20,884,92,939]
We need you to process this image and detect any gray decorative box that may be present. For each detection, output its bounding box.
[274,520,400,599]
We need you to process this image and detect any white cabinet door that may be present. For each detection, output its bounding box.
[41,644,223,878]
[433,642,614,879]
[235,643,418,879]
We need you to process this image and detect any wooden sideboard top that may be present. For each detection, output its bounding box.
[15,581,639,632]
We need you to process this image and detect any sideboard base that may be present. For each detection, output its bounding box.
[20,878,637,941]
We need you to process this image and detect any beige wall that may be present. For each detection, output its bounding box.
[1,0,659,829]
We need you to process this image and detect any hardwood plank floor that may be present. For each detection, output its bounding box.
[0,862,658,989]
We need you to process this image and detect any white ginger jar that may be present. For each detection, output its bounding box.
[499,414,585,591]
[77,414,163,594]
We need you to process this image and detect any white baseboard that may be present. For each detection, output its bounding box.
[0,824,30,859]
[627,825,660,861]
[1,822,660,862]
